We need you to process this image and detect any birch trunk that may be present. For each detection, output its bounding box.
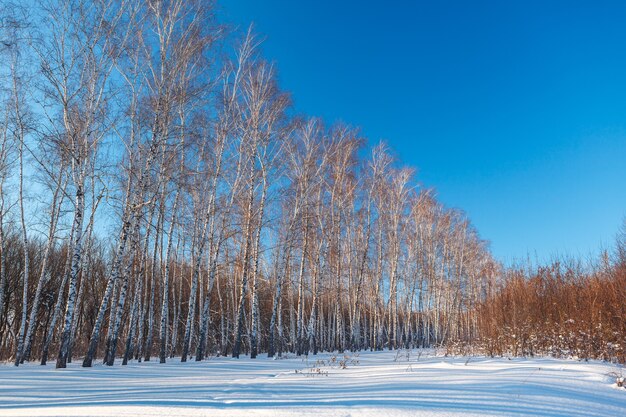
[232,159,256,358]
[22,168,66,362]
[13,60,29,366]
[159,198,179,363]
[56,181,85,369]
[248,181,265,359]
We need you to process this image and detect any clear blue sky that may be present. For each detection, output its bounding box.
[219,0,626,264]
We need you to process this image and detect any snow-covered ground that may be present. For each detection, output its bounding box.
[1,350,625,417]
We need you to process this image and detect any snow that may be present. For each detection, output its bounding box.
[1,350,625,417]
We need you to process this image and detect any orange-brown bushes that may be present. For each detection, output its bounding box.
[476,257,626,363]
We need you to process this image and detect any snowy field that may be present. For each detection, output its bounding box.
[1,350,625,417]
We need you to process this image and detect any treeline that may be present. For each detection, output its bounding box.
[469,231,626,363]
[0,0,497,367]
[2,0,621,369]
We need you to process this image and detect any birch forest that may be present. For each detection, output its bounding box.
[0,0,624,369]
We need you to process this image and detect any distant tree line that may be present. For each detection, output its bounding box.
[0,0,622,368]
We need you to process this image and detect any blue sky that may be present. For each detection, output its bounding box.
[219,0,626,264]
